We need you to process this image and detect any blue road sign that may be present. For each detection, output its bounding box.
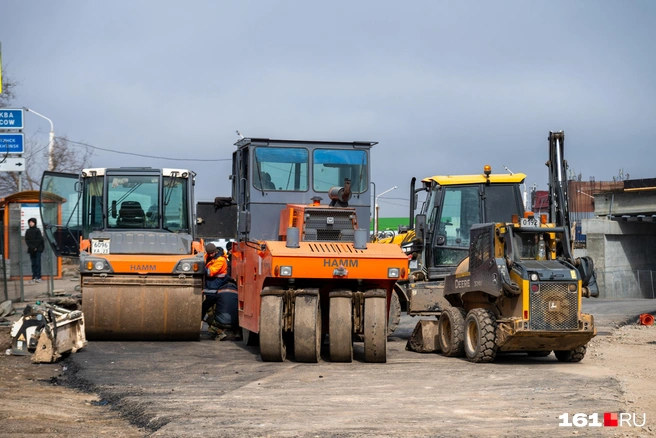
[0,109,24,130]
[0,133,25,153]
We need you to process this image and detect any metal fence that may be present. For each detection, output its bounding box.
[637,270,655,299]
[1,218,57,302]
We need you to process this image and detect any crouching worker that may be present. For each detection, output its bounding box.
[201,243,239,340]
[207,283,239,340]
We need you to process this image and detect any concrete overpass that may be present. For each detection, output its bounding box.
[583,178,656,299]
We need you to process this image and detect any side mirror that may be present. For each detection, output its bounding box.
[415,214,426,240]
[436,234,446,246]
[111,200,117,219]
[238,211,251,236]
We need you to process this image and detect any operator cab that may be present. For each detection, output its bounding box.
[414,166,526,279]
[228,138,376,241]
[39,167,196,257]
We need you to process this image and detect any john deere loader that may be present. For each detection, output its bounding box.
[397,131,598,362]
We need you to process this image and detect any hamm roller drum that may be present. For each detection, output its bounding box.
[82,275,203,341]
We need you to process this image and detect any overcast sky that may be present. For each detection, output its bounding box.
[2,0,655,218]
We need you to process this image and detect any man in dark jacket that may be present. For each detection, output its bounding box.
[25,218,45,283]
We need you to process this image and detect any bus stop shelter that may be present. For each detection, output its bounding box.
[1,190,63,301]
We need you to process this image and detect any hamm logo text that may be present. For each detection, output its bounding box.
[130,265,157,271]
[324,259,358,268]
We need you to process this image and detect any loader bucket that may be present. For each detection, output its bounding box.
[406,319,441,353]
[82,275,203,341]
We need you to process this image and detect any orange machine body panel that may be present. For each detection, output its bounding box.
[79,239,204,274]
[234,238,408,335]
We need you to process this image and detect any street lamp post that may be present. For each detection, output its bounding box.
[370,181,376,234]
[504,164,528,209]
[374,185,397,238]
[23,107,56,296]
[577,190,595,200]
[23,107,55,171]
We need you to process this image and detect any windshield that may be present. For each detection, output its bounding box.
[163,176,189,232]
[434,186,480,266]
[253,147,308,191]
[485,184,524,222]
[106,175,160,229]
[313,149,368,193]
[83,175,104,234]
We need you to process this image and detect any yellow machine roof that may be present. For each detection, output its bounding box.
[422,173,526,185]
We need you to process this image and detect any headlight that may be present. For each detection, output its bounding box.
[173,257,204,274]
[530,273,539,282]
[568,283,577,292]
[82,257,112,273]
[388,268,400,278]
[280,266,292,277]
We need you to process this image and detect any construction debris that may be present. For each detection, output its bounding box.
[10,302,87,363]
[0,300,14,318]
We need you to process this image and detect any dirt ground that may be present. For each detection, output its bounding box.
[0,355,145,437]
[1,313,655,437]
[586,324,656,424]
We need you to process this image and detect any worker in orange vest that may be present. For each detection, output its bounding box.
[201,243,228,321]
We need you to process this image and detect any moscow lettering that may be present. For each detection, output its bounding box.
[0,112,16,125]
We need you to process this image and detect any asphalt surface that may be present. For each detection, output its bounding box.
[50,297,656,437]
[4,277,655,436]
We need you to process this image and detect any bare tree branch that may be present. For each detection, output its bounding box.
[0,72,93,197]
[0,68,19,108]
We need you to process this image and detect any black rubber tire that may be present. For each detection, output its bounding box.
[329,296,353,362]
[364,294,387,363]
[294,293,321,363]
[464,308,498,363]
[259,294,286,362]
[526,350,551,357]
[555,345,587,363]
[242,327,259,347]
[387,292,401,336]
[438,307,467,357]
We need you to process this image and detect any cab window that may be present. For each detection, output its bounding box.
[313,149,368,193]
[253,147,308,191]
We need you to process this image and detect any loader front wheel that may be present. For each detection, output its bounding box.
[294,291,321,363]
[259,294,286,362]
[555,345,587,363]
[364,291,387,363]
[464,308,498,363]
[438,307,467,357]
